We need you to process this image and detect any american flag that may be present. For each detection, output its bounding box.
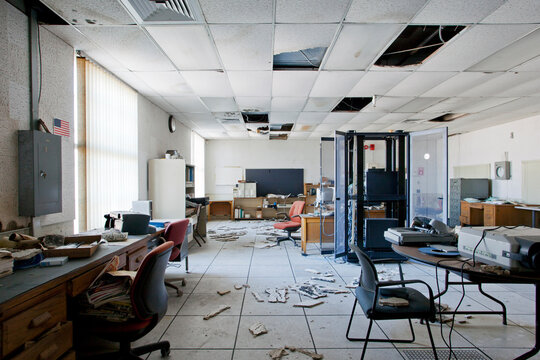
[53,118,70,137]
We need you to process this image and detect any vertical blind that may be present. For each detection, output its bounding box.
[192,131,205,197]
[85,60,138,229]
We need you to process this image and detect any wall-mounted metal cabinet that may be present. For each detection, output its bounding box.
[18,130,62,216]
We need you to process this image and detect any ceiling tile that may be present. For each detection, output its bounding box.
[41,0,135,25]
[359,124,386,132]
[178,113,216,123]
[422,97,472,113]
[386,71,457,96]
[316,124,338,131]
[323,113,356,123]
[349,113,384,123]
[310,71,364,97]
[276,0,349,23]
[293,124,317,132]
[146,96,177,113]
[135,71,193,96]
[274,24,338,55]
[346,0,427,23]
[201,97,239,112]
[460,72,540,97]
[513,55,540,72]
[421,72,501,97]
[76,26,175,71]
[375,113,412,124]
[112,71,158,96]
[164,96,209,113]
[297,112,327,124]
[481,0,540,24]
[323,24,404,70]
[227,71,272,97]
[420,24,538,71]
[211,25,273,70]
[236,97,271,112]
[271,97,307,112]
[303,97,341,112]
[452,97,518,113]
[198,0,273,23]
[180,71,234,97]
[468,28,540,71]
[395,97,443,112]
[146,25,221,70]
[289,132,311,138]
[272,71,319,97]
[347,71,410,97]
[411,0,505,24]
[269,112,300,123]
[482,97,540,114]
[227,131,249,138]
[361,96,413,112]
[44,25,127,72]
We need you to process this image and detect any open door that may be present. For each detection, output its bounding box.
[334,131,348,258]
[409,127,448,224]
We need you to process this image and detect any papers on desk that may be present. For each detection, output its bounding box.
[0,250,13,279]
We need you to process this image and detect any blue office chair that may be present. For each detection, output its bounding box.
[347,243,438,360]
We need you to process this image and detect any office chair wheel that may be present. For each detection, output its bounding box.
[160,343,171,357]
[181,279,186,286]
[176,288,183,297]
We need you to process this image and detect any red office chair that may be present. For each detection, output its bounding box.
[82,241,173,359]
[163,219,189,296]
[273,201,305,246]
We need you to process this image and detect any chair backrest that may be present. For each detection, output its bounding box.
[164,219,190,261]
[350,243,379,294]
[131,241,173,320]
[289,201,305,223]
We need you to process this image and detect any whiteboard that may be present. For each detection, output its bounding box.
[453,164,491,178]
[523,160,540,204]
[215,167,243,185]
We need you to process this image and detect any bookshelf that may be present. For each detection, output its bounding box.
[186,164,195,196]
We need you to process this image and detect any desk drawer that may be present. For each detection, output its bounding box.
[128,246,147,271]
[12,321,72,360]
[2,291,66,356]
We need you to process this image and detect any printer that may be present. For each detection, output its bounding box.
[458,226,540,272]
[384,217,456,246]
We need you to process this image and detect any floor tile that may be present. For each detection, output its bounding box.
[163,315,239,349]
[249,264,294,278]
[178,292,245,316]
[323,347,405,360]
[233,349,317,359]
[480,347,540,360]
[148,349,233,360]
[133,315,173,347]
[193,277,248,293]
[205,265,250,277]
[242,291,304,316]
[235,315,314,349]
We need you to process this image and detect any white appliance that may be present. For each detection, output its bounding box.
[148,159,186,219]
[132,200,152,217]
[235,182,257,198]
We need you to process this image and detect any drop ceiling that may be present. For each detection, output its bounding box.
[40,0,540,139]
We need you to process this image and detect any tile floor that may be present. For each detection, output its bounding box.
[135,220,539,360]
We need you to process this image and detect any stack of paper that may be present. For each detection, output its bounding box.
[0,250,13,278]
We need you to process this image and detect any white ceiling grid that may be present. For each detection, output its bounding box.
[40,0,540,139]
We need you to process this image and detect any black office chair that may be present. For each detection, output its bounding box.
[347,244,438,360]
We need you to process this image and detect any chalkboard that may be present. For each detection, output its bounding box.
[246,169,304,197]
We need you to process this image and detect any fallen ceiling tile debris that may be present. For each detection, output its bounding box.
[293,300,324,308]
[249,321,268,337]
[285,345,324,360]
[217,290,231,296]
[251,291,265,302]
[203,305,231,320]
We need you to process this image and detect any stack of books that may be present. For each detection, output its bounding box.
[0,250,13,278]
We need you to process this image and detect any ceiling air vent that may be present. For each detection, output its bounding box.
[332,97,372,112]
[375,25,465,67]
[121,0,202,23]
[242,112,269,124]
[273,47,327,70]
[428,113,467,123]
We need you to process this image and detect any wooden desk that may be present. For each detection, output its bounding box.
[301,215,334,255]
[0,232,160,359]
[208,200,234,220]
[460,201,533,226]
[392,244,540,360]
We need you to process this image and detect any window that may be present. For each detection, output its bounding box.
[192,131,205,197]
[80,59,138,230]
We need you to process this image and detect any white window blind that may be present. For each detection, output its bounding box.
[85,60,138,229]
[192,131,205,197]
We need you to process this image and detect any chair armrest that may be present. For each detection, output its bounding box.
[291,214,301,219]
[276,212,290,220]
[373,279,435,314]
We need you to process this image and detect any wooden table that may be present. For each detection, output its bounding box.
[208,200,234,220]
[460,201,533,226]
[300,215,334,255]
[0,231,160,359]
[516,206,540,228]
[393,244,540,360]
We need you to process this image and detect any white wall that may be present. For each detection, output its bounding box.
[449,114,540,202]
[137,95,193,200]
[205,140,320,199]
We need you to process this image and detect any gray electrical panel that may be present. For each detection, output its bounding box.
[449,178,490,227]
[18,130,62,216]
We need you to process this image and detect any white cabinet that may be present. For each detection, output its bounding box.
[148,159,186,219]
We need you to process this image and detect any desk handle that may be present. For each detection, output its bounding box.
[135,255,144,263]
[29,311,52,328]
[39,344,58,360]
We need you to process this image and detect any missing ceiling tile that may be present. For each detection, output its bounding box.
[273,47,327,70]
[428,113,467,122]
[270,124,294,132]
[242,112,269,124]
[270,134,288,140]
[375,25,466,67]
[332,97,372,112]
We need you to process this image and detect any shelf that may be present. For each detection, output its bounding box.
[186,182,194,188]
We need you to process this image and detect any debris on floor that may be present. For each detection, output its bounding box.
[203,305,231,320]
[293,300,324,308]
[269,347,288,359]
[345,278,359,289]
[322,272,334,277]
[465,315,473,319]
[209,231,247,242]
[377,267,400,281]
[311,276,335,283]
[266,287,288,303]
[255,242,278,249]
[217,290,231,296]
[285,346,324,360]
[242,242,256,247]
[251,291,265,302]
[436,303,450,312]
[249,321,268,337]
[243,284,250,288]
[292,284,327,299]
[305,268,321,274]
[458,319,468,324]
[234,284,243,290]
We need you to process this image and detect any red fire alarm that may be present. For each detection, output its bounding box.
[370,144,375,151]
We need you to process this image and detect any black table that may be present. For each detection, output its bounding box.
[392,244,540,360]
